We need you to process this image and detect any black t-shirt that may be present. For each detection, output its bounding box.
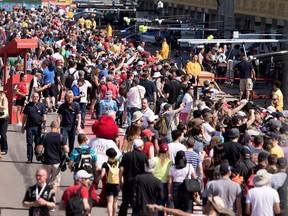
[222,141,243,168]
[139,79,157,102]
[234,159,255,181]
[163,80,180,104]
[57,102,81,126]
[119,150,148,182]
[133,173,163,216]
[23,102,46,126]
[23,184,55,216]
[235,61,253,79]
[42,132,66,164]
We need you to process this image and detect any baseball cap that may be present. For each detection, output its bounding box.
[219,163,231,175]
[75,170,93,180]
[147,115,156,123]
[159,143,169,153]
[142,129,155,137]
[268,119,282,129]
[228,128,240,138]
[276,112,284,118]
[258,152,269,163]
[266,106,276,114]
[265,131,280,140]
[133,139,144,148]
[276,157,287,169]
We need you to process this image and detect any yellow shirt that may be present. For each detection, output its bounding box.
[270,145,284,158]
[85,20,92,29]
[272,89,283,112]
[78,18,85,26]
[110,44,120,53]
[106,25,113,37]
[92,20,97,29]
[160,41,169,59]
[153,157,173,183]
[66,12,74,19]
[186,61,202,76]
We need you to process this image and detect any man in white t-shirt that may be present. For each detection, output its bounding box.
[168,130,187,163]
[126,78,146,125]
[246,169,281,216]
[202,111,215,142]
[141,98,154,128]
[78,78,92,129]
[28,70,50,102]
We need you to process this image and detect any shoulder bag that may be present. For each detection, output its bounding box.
[183,164,201,193]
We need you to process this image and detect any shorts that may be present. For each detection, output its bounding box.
[105,184,119,197]
[42,84,55,97]
[240,78,253,91]
[15,96,26,107]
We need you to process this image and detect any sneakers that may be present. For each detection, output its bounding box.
[52,106,57,112]
[47,108,52,113]
[26,159,32,164]
[17,122,22,127]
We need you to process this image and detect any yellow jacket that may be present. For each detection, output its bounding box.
[186,61,202,76]
[78,18,85,26]
[160,41,169,59]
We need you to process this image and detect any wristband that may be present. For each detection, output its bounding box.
[158,205,163,211]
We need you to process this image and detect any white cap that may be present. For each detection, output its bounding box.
[266,106,276,114]
[137,61,144,66]
[147,115,156,122]
[236,111,247,117]
[153,72,163,78]
[75,170,93,180]
[133,139,144,148]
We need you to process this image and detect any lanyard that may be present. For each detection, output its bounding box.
[36,183,46,201]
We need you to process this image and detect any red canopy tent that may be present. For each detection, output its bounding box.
[0,39,38,124]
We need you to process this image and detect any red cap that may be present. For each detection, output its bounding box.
[159,144,169,153]
[142,129,154,137]
[128,43,134,47]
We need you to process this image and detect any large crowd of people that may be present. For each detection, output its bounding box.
[0,5,287,216]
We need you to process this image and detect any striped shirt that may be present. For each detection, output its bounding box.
[185,150,202,176]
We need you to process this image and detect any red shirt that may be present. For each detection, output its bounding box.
[143,141,153,157]
[61,184,89,205]
[100,82,119,99]
[17,81,28,100]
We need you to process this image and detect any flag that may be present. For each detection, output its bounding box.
[120,25,136,34]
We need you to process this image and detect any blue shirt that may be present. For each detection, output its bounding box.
[43,67,55,85]
[98,99,118,118]
[71,85,80,103]
[98,69,109,80]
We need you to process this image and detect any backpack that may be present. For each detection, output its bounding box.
[65,69,77,89]
[277,173,288,215]
[155,115,171,136]
[74,147,93,174]
[244,168,255,197]
[106,161,120,184]
[65,186,86,216]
